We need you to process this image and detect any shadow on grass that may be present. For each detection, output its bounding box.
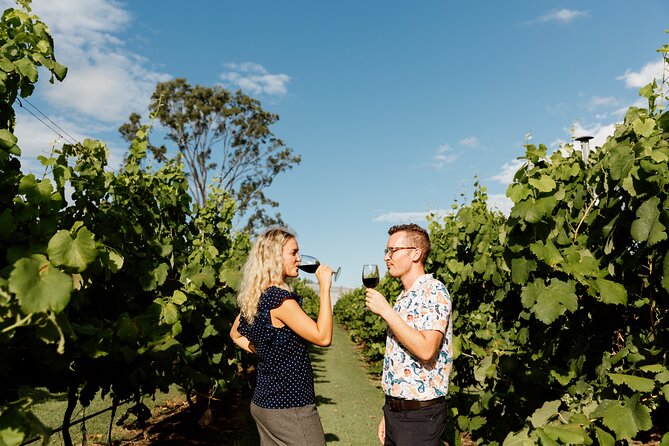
[20,387,68,404]
[315,395,334,405]
[325,432,340,442]
[310,346,332,387]
[122,387,260,446]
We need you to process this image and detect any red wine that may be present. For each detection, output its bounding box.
[298,264,319,273]
[363,277,379,288]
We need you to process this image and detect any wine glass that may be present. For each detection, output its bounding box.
[298,255,341,281]
[362,264,380,288]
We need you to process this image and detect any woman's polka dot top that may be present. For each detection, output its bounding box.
[238,286,315,408]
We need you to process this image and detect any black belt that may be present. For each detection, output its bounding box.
[385,396,444,411]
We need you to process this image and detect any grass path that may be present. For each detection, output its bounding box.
[311,323,385,445]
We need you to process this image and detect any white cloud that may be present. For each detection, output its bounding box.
[588,96,617,110]
[30,0,130,36]
[373,210,452,223]
[220,63,291,96]
[1,0,170,125]
[491,159,524,185]
[487,193,513,216]
[617,60,664,88]
[374,196,512,224]
[536,9,589,23]
[458,136,480,148]
[12,112,126,174]
[432,144,460,169]
[43,53,169,123]
[11,112,75,174]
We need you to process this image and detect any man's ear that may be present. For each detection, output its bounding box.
[411,248,422,262]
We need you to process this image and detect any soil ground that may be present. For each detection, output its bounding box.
[115,388,258,446]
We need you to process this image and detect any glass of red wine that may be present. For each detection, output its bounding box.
[298,255,341,281]
[362,264,380,288]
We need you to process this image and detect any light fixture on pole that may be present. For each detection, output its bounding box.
[575,135,593,163]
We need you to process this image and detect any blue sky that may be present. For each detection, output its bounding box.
[5,0,668,288]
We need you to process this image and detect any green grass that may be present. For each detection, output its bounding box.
[312,323,385,445]
[27,385,185,445]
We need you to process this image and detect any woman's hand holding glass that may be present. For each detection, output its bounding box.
[315,264,333,289]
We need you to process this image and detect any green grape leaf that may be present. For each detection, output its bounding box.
[536,430,559,446]
[608,373,655,392]
[502,428,534,446]
[511,257,535,285]
[530,400,561,428]
[650,148,669,163]
[52,62,67,81]
[541,425,592,445]
[141,263,169,291]
[563,248,600,278]
[0,407,27,445]
[0,56,14,72]
[0,128,18,149]
[632,117,656,138]
[160,302,179,325]
[530,240,563,266]
[592,396,651,439]
[506,183,531,203]
[47,227,97,272]
[191,265,215,289]
[171,290,187,305]
[608,143,634,181]
[594,427,615,446]
[592,400,636,439]
[627,395,652,431]
[631,197,666,246]
[8,255,72,313]
[658,109,669,131]
[638,364,667,374]
[100,246,124,273]
[14,57,38,82]
[528,175,556,192]
[473,353,494,383]
[219,267,242,289]
[17,174,52,203]
[512,199,544,223]
[594,278,627,305]
[521,279,577,324]
[658,371,669,384]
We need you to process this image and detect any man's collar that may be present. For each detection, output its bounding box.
[400,273,433,298]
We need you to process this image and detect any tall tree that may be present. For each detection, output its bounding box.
[119,78,300,231]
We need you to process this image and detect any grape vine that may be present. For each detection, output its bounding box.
[0,3,252,444]
[336,40,669,446]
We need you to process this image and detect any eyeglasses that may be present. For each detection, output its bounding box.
[384,246,416,257]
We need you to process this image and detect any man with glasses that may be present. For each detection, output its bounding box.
[365,223,452,446]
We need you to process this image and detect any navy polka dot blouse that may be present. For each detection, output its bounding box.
[238,286,315,408]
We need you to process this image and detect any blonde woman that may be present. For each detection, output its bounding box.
[230,227,333,446]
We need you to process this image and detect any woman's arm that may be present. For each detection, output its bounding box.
[230,314,256,353]
[272,265,333,346]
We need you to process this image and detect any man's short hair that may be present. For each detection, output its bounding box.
[388,223,431,263]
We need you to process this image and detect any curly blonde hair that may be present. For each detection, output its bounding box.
[237,227,295,323]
